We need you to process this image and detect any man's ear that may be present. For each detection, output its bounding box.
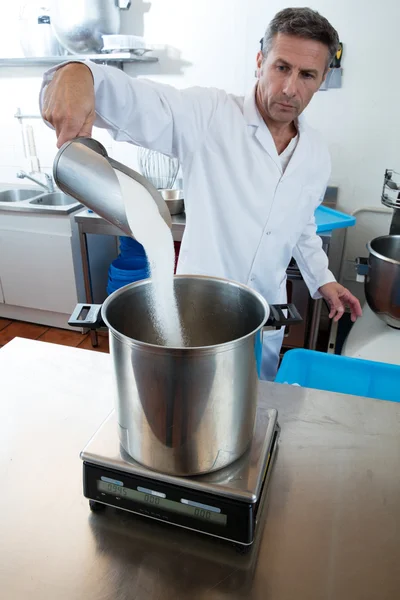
[256,51,264,79]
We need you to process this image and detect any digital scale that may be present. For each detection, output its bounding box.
[81,398,280,548]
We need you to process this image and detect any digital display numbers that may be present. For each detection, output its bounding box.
[97,480,227,526]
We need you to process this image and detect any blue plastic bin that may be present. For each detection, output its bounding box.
[119,236,146,258]
[275,349,400,403]
[107,237,149,294]
[107,256,149,295]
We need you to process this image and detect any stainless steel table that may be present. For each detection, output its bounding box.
[1,337,399,600]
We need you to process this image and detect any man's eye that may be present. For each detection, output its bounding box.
[277,65,288,72]
[302,72,315,79]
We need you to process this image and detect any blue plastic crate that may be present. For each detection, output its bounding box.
[275,349,400,403]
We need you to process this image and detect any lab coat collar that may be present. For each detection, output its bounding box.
[243,83,263,127]
[243,83,310,178]
[243,84,279,168]
[282,116,310,180]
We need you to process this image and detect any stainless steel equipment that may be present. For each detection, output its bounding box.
[160,189,185,215]
[137,147,180,190]
[362,235,400,329]
[51,0,131,55]
[53,137,172,232]
[69,275,301,476]
[17,170,55,193]
[381,169,400,235]
[81,405,279,546]
[354,169,400,329]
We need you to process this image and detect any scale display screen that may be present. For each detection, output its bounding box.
[97,480,228,526]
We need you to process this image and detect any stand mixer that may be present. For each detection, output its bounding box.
[342,169,400,365]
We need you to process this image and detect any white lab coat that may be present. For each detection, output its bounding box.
[41,62,336,380]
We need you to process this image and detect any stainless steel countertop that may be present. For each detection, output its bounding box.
[75,208,186,241]
[1,337,400,600]
[74,209,332,247]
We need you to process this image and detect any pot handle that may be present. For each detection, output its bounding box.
[68,304,104,329]
[264,303,302,330]
[355,257,369,283]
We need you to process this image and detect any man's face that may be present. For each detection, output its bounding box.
[256,33,329,124]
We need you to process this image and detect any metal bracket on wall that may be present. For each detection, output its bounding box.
[319,68,343,91]
[320,41,344,90]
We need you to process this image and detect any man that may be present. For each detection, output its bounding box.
[41,7,362,380]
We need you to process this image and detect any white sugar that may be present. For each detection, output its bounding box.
[115,169,185,347]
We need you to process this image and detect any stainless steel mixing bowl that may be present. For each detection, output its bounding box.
[365,235,400,328]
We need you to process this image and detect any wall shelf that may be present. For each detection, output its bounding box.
[0,52,158,69]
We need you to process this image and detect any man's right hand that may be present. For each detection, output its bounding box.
[42,63,96,149]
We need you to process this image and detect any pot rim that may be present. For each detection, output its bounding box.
[367,234,400,266]
[101,274,270,354]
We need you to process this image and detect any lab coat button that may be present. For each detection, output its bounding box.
[265,231,271,235]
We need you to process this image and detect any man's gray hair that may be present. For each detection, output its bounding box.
[262,7,339,69]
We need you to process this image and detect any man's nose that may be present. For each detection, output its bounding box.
[282,73,298,98]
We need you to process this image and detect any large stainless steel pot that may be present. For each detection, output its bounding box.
[70,276,301,476]
[51,0,131,54]
[361,235,400,328]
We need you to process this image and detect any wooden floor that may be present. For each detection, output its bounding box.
[0,318,109,353]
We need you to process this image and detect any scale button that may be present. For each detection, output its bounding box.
[181,499,221,513]
[101,476,124,486]
[137,486,166,499]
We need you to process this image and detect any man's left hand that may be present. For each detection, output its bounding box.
[318,282,362,323]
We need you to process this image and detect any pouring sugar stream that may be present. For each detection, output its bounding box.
[115,169,185,347]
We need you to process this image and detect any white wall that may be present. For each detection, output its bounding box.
[0,1,398,245]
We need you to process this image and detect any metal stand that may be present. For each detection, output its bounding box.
[308,298,323,350]
[78,224,99,347]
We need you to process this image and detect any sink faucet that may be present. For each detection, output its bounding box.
[16,170,55,193]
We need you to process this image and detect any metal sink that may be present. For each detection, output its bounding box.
[0,188,42,202]
[29,192,77,206]
[0,187,81,215]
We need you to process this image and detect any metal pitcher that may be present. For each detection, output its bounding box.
[53,137,172,234]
